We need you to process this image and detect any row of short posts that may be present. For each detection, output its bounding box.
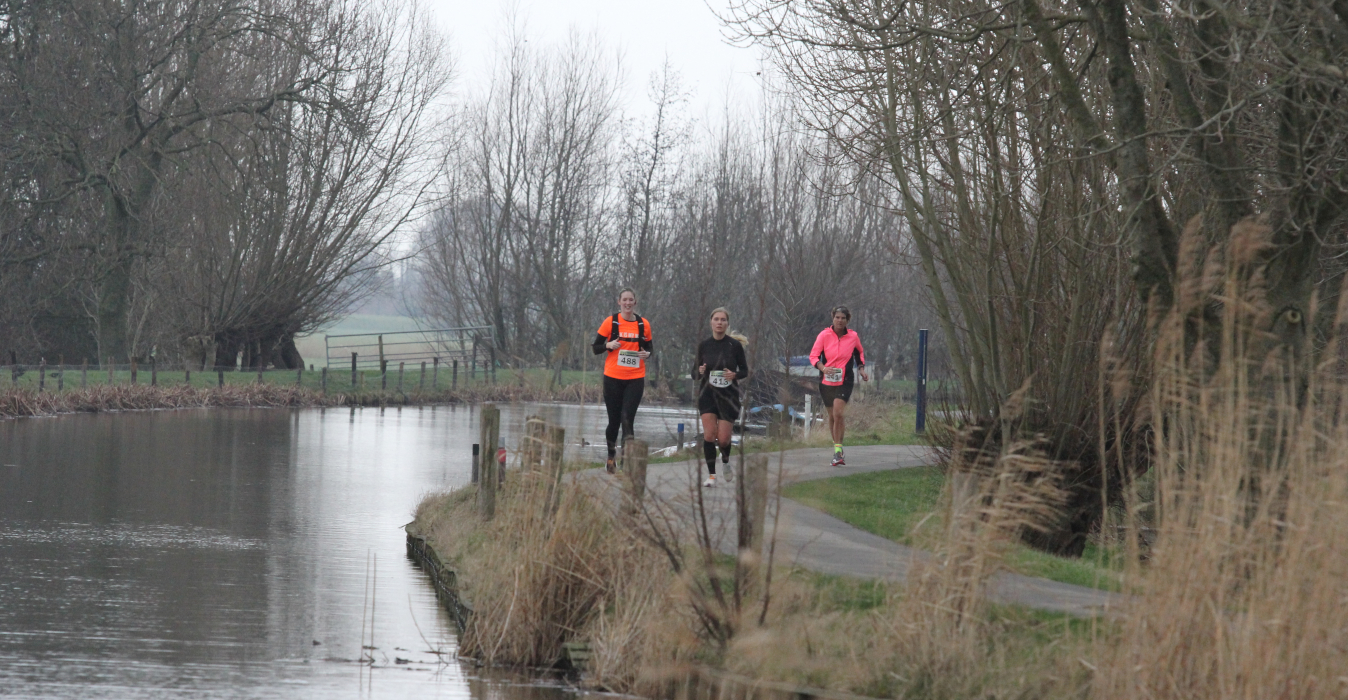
[467,405,767,557]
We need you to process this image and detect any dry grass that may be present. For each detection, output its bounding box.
[414,473,693,694]
[1091,219,1348,699]
[413,429,1094,699]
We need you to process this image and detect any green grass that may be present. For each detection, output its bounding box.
[783,468,1125,592]
[784,467,947,545]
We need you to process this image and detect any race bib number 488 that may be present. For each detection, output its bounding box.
[617,350,642,368]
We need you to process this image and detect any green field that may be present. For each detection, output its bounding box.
[294,314,434,368]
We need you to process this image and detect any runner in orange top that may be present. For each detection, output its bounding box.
[592,287,653,473]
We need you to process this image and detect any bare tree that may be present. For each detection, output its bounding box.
[159,0,450,369]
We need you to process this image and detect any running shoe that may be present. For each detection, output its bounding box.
[702,475,716,488]
[831,448,845,467]
[605,458,616,474]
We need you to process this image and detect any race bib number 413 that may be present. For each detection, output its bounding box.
[617,349,642,368]
[709,370,731,388]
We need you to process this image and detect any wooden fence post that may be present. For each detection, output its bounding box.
[321,367,328,394]
[545,425,566,515]
[218,370,224,388]
[432,357,439,389]
[351,352,358,388]
[419,361,426,391]
[256,365,264,384]
[523,416,546,472]
[57,355,63,391]
[452,360,458,389]
[490,347,497,384]
[739,454,769,556]
[397,362,405,392]
[150,357,157,386]
[185,369,191,385]
[38,359,45,392]
[478,404,500,520]
[297,366,303,386]
[81,359,88,389]
[130,357,138,385]
[627,439,649,510]
[471,443,480,484]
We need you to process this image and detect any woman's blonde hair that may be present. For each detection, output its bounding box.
[710,307,749,348]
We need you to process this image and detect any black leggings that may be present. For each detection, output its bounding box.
[602,375,645,458]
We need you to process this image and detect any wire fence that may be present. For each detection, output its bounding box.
[0,360,515,394]
[324,326,495,371]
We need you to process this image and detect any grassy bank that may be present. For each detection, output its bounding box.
[409,463,1096,699]
[784,468,1125,591]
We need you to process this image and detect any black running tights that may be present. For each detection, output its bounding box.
[602,375,645,458]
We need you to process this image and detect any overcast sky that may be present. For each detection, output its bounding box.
[421,0,765,118]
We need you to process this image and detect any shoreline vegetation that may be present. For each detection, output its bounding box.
[408,398,1100,699]
[0,380,621,421]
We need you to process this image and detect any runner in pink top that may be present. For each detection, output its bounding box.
[809,305,869,466]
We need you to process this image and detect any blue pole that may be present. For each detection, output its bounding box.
[677,423,684,450]
[916,329,928,434]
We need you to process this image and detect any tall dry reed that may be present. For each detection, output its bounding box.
[1095,219,1348,697]
[416,472,690,693]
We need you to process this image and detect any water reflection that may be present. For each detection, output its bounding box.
[0,404,656,699]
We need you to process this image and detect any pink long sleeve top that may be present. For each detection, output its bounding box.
[809,328,866,386]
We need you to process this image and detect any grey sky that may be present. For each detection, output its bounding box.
[422,0,764,117]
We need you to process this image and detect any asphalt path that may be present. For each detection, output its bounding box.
[575,444,1121,616]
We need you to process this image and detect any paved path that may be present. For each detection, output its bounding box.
[577,445,1119,616]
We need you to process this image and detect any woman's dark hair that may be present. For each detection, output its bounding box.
[831,305,851,321]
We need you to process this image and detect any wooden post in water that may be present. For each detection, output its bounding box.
[351,352,358,388]
[627,439,649,510]
[739,454,769,556]
[397,362,404,392]
[419,361,426,391]
[321,367,328,394]
[81,359,88,389]
[545,425,566,515]
[523,416,546,471]
[477,404,500,520]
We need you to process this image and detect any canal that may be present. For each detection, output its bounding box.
[0,403,695,698]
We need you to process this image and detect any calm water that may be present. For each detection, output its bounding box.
[0,403,693,699]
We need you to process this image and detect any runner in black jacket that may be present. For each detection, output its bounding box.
[691,307,748,487]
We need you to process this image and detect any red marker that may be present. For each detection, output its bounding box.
[497,448,507,465]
